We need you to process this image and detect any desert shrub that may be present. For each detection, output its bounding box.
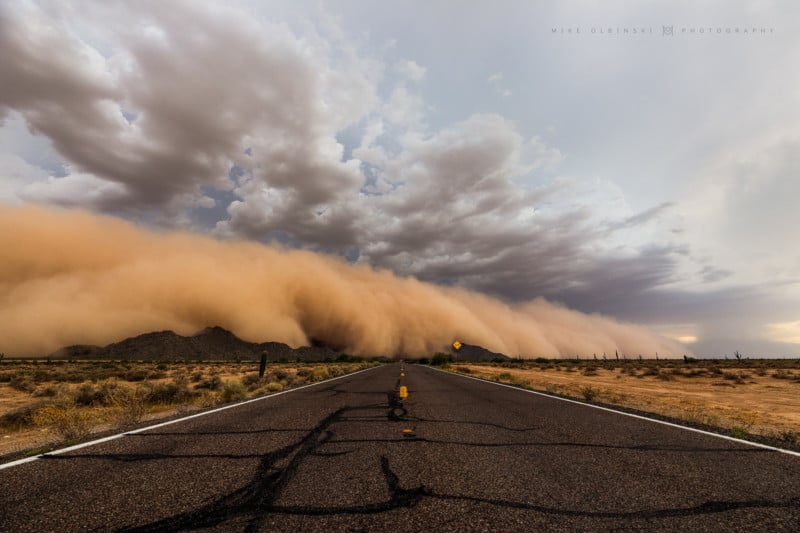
[221,380,247,403]
[125,369,150,382]
[455,366,472,374]
[580,386,600,401]
[271,369,289,381]
[194,375,222,391]
[311,367,330,381]
[545,383,561,394]
[9,375,36,393]
[0,404,43,430]
[498,372,513,381]
[731,426,748,439]
[264,381,284,393]
[33,405,93,441]
[190,371,204,382]
[582,367,598,376]
[74,383,97,406]
[145,379,192,404]
[431,353,452,366]
[773,369,794,380]
[118,398,146,425]
[286,374,306,387]
[722,372,745,384]
[296,368,312,377]
[241,374,262,387]
[33,385,61,398]
[511,377,531,388]
[656,371,675,382]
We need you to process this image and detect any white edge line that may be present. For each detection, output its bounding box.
[0,365,381,471]
[428,366,800,458]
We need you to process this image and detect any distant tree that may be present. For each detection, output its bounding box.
[431,353,452,366]
[734,350,742,361]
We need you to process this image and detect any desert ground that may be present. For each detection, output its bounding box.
[3,357,799,461]
[0,359,377,460]
[446,358,800,447]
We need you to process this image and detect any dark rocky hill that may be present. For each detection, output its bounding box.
[452,343,509,361]
[47,327,507,362]
[49,327,339,361]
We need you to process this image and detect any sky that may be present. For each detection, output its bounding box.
[1,0,798,357]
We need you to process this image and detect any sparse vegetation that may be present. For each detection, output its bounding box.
[580,386,600,401]
[445,357,800,449]
[430,353,453,366]
[0,359,380,457]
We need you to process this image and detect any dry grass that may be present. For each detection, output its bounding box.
[0,359,379,457]
[447,359,800,445]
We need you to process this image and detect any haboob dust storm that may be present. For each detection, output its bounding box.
[0,205,685,358]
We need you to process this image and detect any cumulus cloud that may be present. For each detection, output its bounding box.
[0,1,375,215]
[487,72,512,97]
[395,59,427,82]
[0,0,691,331]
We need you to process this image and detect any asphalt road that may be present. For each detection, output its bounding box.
[1,363,799,531]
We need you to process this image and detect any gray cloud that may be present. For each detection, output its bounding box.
[1,1,375,216]
[4,1,794,355]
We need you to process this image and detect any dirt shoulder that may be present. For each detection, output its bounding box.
[447,359,800,448]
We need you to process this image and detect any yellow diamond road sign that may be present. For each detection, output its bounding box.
[452,340,462,351]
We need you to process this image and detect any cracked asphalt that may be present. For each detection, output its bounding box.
[1,363,799,531]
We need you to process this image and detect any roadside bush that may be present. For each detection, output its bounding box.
[241,374,262,387]
[33,405,93,441]
[114,389,146,426]
[311,367,330,381]
[145,379,192,404]
[74,383,97,406]
[194,375,222,391]
[264,381,283,393]
[580,386,600,402]
[431,353,452,366]
[221,380,247,403]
